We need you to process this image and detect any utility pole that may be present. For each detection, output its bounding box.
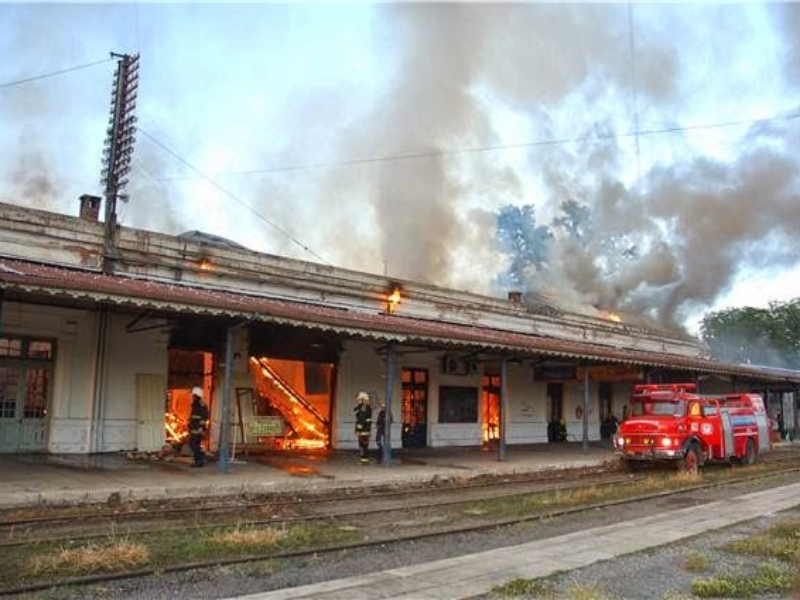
[101,52,139,274]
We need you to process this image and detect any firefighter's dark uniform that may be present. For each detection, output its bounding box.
[189,395,209,467]
[354,399,372,464]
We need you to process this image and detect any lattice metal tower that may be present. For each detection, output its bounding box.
[101,52,139,274]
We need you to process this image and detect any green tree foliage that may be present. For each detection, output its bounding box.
[552,199,591,241]
[495,204,552,289]
[700,299,800,368]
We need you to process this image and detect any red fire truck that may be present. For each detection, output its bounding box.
[614,383,771,472]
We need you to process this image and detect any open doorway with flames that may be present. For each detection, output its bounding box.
[242,324,339,451]
[165,349,215,447]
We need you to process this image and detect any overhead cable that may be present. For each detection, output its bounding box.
[138,128,330,266]
[0,57,113,91]
[156,111,800,182]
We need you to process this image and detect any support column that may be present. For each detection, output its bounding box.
[382,343,395,466]
[582,364,590,454]
[90,305,110,453]
[218,322,236,474]
[499,357,508,461]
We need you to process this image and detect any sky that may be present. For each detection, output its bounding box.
[1,2,800,335]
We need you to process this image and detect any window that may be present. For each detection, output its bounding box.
[28,341,53,360]
[0,338,22,358]
[438,386,478,423]
[632,400,685,417]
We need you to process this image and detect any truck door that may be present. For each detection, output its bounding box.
[719,407,735,458]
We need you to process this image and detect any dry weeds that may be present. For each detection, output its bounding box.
[210,523,286,548]
[27,537,150,575]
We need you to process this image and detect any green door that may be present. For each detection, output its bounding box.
[0,338,53,453]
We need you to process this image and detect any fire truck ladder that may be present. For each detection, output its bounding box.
[255,358,329,441]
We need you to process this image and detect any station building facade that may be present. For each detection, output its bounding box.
[0,200,798,456]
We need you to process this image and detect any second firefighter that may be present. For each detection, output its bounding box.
[354,391,373,464]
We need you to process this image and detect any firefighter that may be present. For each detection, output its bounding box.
[189,387,209,468]
[354,391,372,464]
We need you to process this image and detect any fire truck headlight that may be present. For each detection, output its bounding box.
[661,437,672,447]
[617,436,625,447]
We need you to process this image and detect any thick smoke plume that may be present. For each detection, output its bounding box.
[3,3,800,331]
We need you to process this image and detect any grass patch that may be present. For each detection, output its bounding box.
[209,523,286,549]
[0,520,362,589]
[466,472,704,520]
[691,563,795,598]
[26,536,149,577]
[491,577,555,598]
[726,518,800,562]
[490,579,611,599]
[561,583,613,599]
[682,549,710,572]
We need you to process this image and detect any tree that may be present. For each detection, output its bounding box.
[700,299,800,369]
[552,199,591,241]
[495,204,552,289]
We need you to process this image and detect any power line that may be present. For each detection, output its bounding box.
[0,57,113,91]
[138,128,331,266]
[156,111,800,182]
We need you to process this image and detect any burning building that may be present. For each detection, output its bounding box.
[0,199,798,456]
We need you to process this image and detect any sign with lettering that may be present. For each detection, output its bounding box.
[246,416,285,437]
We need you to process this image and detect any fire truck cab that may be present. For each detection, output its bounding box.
[614,383,771,472]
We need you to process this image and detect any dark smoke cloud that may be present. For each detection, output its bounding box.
[521,115,800,329]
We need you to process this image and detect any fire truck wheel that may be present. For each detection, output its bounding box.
[742,438,757,466]
[678,445,700,474]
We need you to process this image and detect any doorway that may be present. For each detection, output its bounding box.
[248,357,333,450]
[547,382,565,442]
[482,373,501,444]
[402,367,428,448]
[0,337,54,453]
[165,349,214,448]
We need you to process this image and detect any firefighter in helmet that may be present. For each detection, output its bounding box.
[354,391,373,464]
[189,387,209,467]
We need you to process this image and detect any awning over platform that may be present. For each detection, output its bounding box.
[1,257,799,383]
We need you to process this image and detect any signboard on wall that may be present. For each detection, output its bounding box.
[580,365,644,382]
[533,365,577,382]
[246,416,285,437]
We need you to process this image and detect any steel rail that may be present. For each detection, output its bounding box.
[2,464,800,597]
[0,464,622,528]
[0,472,642,548]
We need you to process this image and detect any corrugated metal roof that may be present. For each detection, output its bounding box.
[1,257,799,383]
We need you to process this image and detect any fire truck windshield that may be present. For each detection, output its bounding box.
[631,400,686,417]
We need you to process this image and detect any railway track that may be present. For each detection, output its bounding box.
[2,455,800,597]
[0,468,637,546]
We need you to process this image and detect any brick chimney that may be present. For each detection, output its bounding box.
[79,194,102,222]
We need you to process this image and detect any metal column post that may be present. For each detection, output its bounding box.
[218,323,236,474]
[582,364,589,454]
[383,343,395,466]
[499,357,508,461]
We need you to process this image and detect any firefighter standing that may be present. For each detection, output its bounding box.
[189,387,209,468]
[354,391,372,464]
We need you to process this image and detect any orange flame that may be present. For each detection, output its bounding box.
[599,310,622,323]
[165,411,188,443]
[386,288,401,314]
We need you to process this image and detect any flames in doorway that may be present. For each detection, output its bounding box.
[249,357,332,450]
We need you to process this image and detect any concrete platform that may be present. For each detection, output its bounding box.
[0,442,615,509]
[231,481,800,600]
